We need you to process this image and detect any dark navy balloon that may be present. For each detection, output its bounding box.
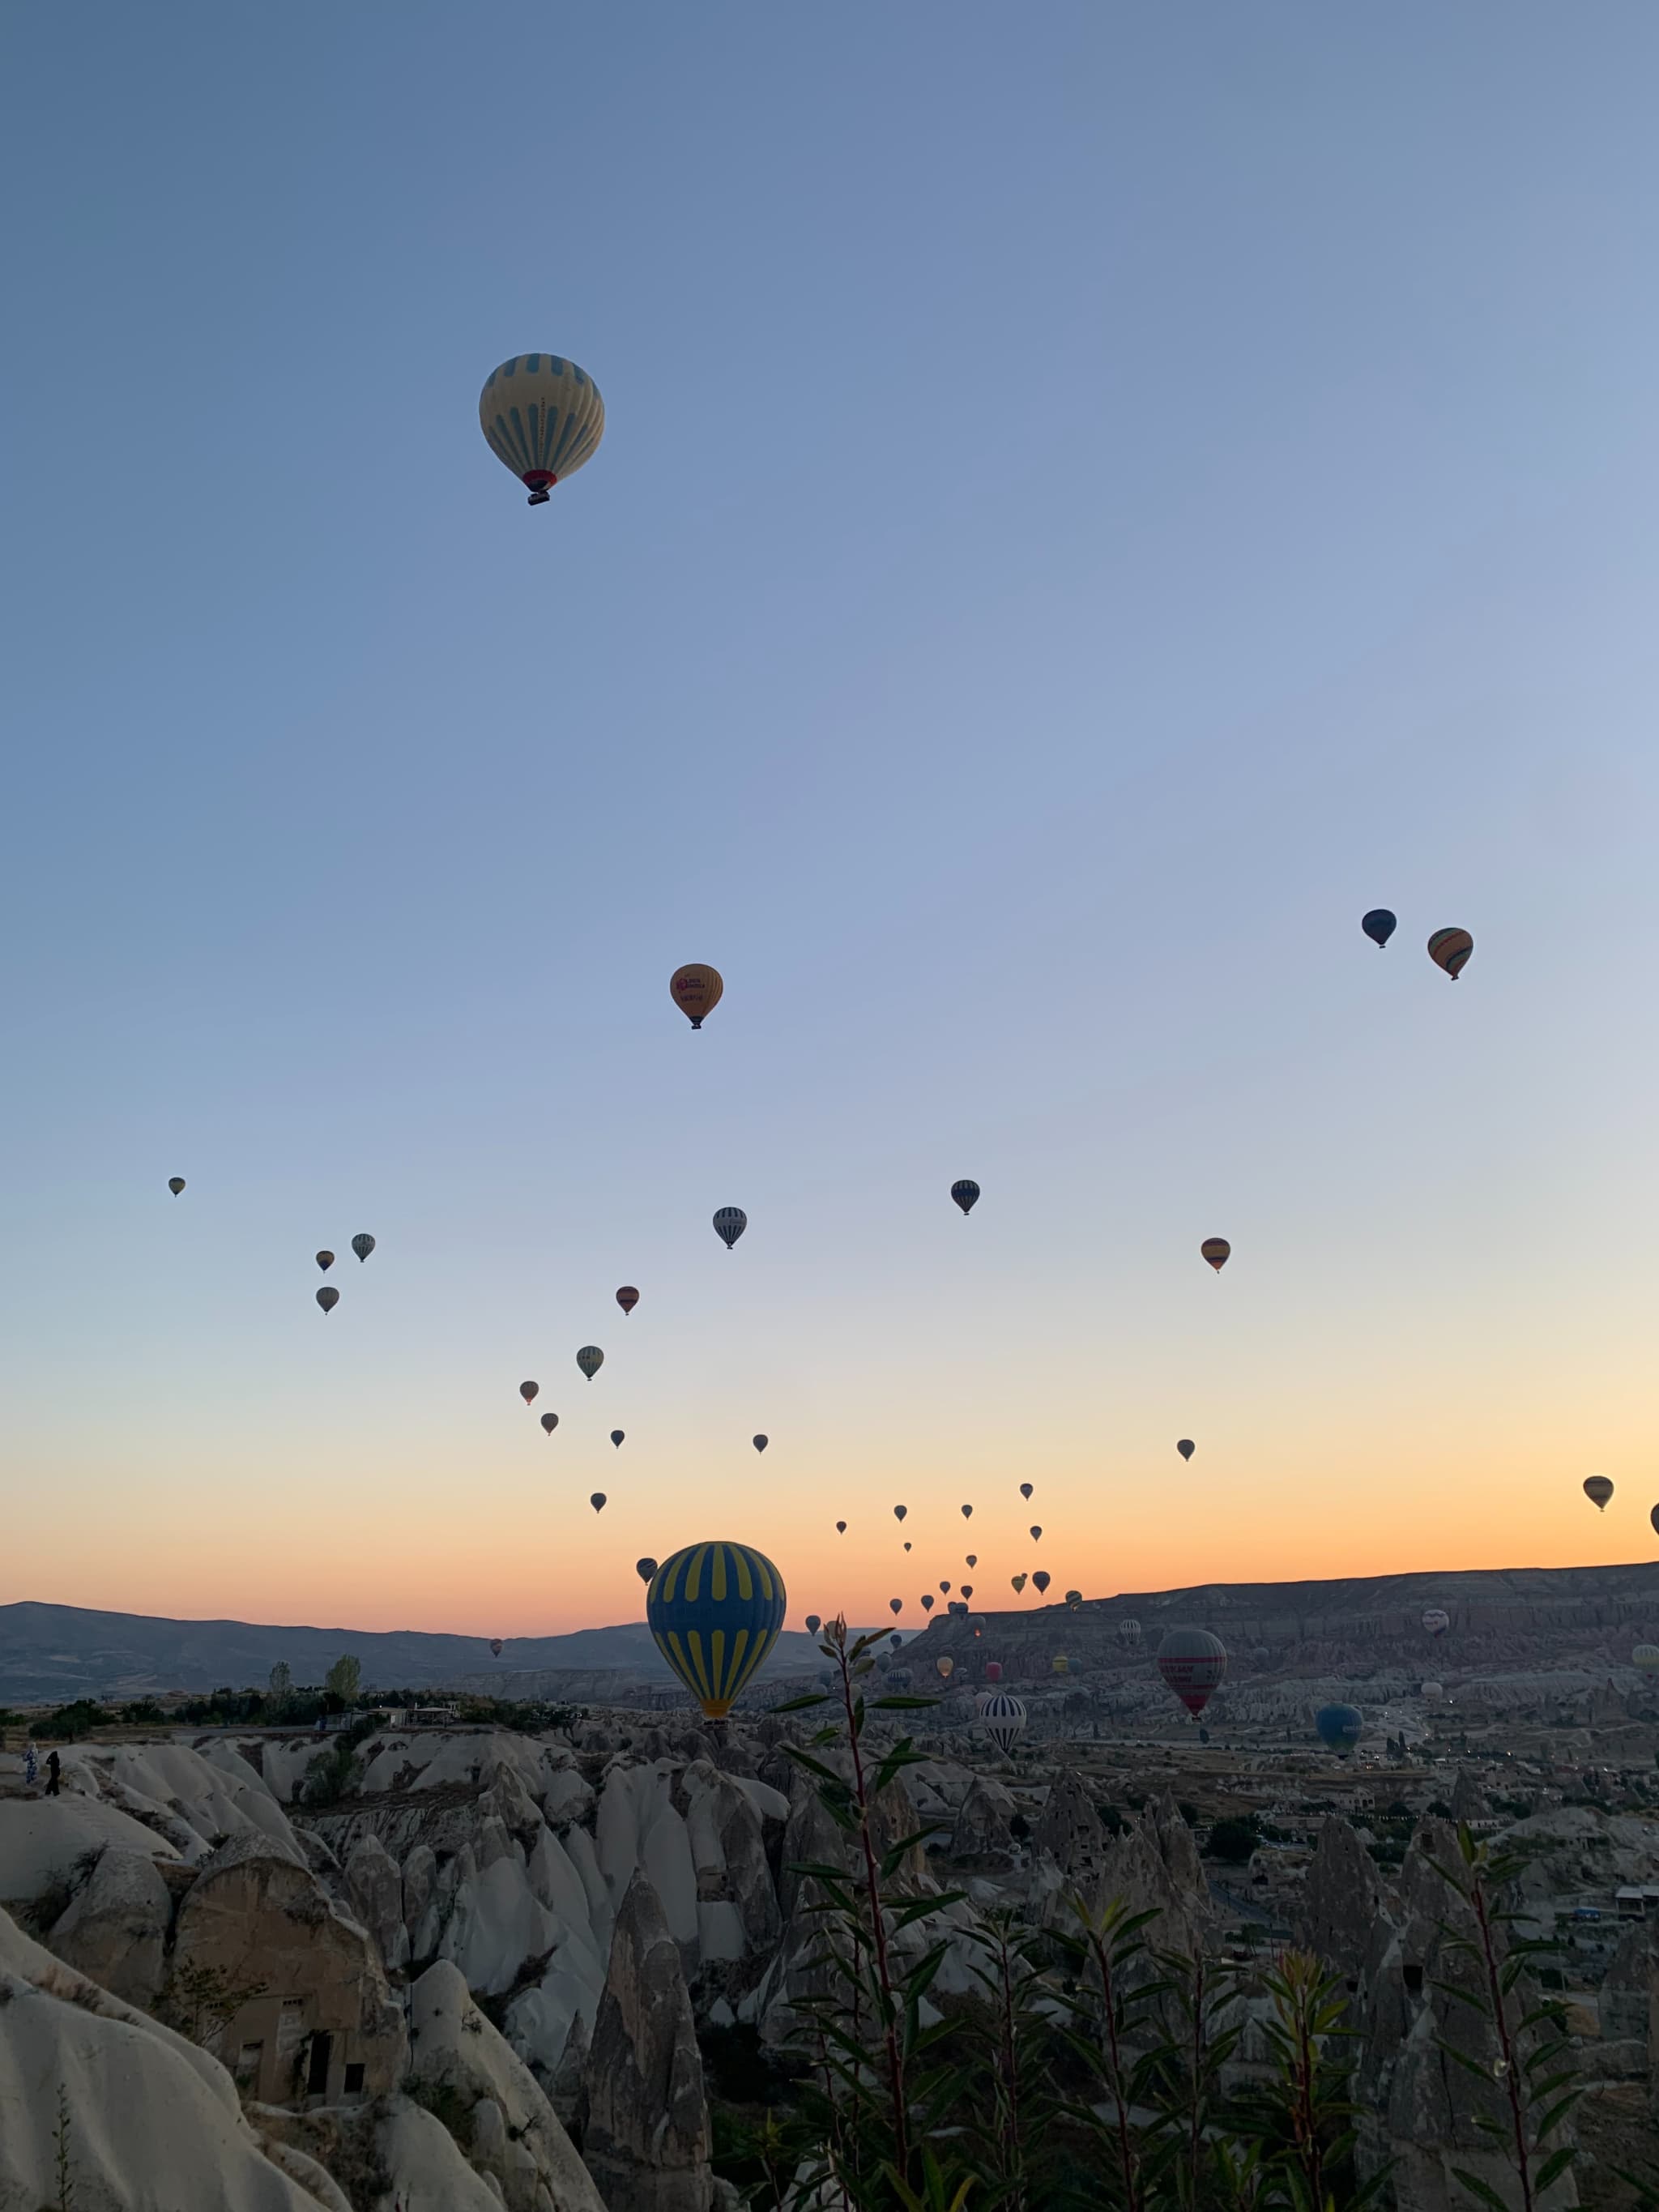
[1361,908,1397,950]
[950,1180,980,1217]
[1316,1702,1363,1753]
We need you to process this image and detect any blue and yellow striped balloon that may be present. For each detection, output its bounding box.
[646,1541,787,1719]
[479,355,605,506]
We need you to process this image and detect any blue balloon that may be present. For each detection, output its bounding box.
[1316,1701,1363,1753]
[1361,909,1397,950]
[646,1540,787,1719]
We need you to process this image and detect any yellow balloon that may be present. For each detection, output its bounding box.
[671,964,724,1030]
[479,355,604,506]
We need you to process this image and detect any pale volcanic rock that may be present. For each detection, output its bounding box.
[438,1847,561,1996]
[409,1958,607,2212]
[62,1740,301,1860]
[595,1761,700,1954]
[679,1760,783,1961]
[1300,1814,1388,1982]
[343,1829,409,1975]
[1032,1768,1106,1880]
[949,1773,1018,1863]
[46,1843,173,2007]
[0,1907,328,2212]
[0,1795,180,1907]
[580,1870,714,2212]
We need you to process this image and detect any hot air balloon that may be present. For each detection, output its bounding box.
[1633,1645,1659,1673]
[1176,1440,1195,1463]
[480,353,604,505]
[889,1599,902,1616]
[950,1180,980,1217]
[315,1251,334,1271]
[961,1584,974,1600]
[520,1381,539,1406]
[1421,1608,1451,1638]
[966,1555,978,1569]
[1065,1590,1082,1611]
[835,1521,847,1535]
[937,1582,951,1597]
[490,1638,504,1658]
[753,1436,768,1454]
[936,1656,954,1680]
[317,1287,339,1313]
[1652,1505,1659,1539]
[646,1540,786,1719]
[541,1412,559,1434]
[713,1207,747,1249]
[805,1613,821,1636]
[902,1541,912,1552]
[1421,1680,1444,1702]
[979,1690,1027,1755]
[616,1286,639,1316]
[611,1431,625,1449]
[1361,908,1397,949]
[887,1667,913,1690]
[1117,1617,1142,1643]
[590,1493,606,1513]
[636,1557,658,1583]
[1201,1238,1230,1273]
[577,1346,604,1381]
[168,1177,186,1195]
[1051,1655,1068,1676]
[1019,1484,1034,1501]
[1032,1570,1051,1595]
[961,1504,973,1519]
[984,1660,1003,1683]
[1428,927,1473,980]
[1011,1574,1027,1595]
[893,1505,907,1524]
[921,1595,935,1613]
[1030,1526,1043,1543]
[967,1613,984,1634]
[670,965,724,1029]
[352,1234,375,1262]
[1316,1702,1363,1753]
[1584,1476,1614,1512]
[1157,1626,1227,1715]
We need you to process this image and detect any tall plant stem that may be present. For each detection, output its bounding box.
[1469,1873,1533,2212]
[838,1643,911,2189]
[1085,1919,1143,2212]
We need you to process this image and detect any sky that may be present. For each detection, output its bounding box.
[2,6,1657,1641]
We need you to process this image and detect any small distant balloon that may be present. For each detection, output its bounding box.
[540,1412,559,1434]
[950,1180,980,1217]
[921,1595,935,1612]
[1065,1589,1082,1610]
[1421,1607,1450,1638]
[966,1554,978,1568]
[1156,1626,1227,1716]
[315,1251,334,1272]
[352,1234,375,1262]
[961,1503,973,1519]
[1019,1483,1034,1501]
[1032,1570,1051,1595]
[611,1431,625,1448]
[1361,908,1397,950]
[1584,1475,1614,1512]
[616,1286,639,1317]
[985,1659,1003,1683]
[1316,1702,1363,1753]
[893,1504,907,1523]
[1176,1439,1195,1463]
[168,1177,186,1196]
[713,1206,747,1250]
[753,1435,768,1454]
[1651,1505,1659,1539]
[636,1557,658,1583]
[890,1598,902,1616]
[577,1346,604,1381]
[671,964,724,1029]
[1633,1645,1659,1674]
[939,1580,952,1595]
[479,353,604,505]
[1427,926,1473,980]
[936,1656,954,1680]
[590,1492,607,1514]
[978,1689,1027,1755]
[1201,1238,1230,1273]
[1029,1525,1043,1542]
[1010,1573,1027,1595]
[835,1521,847,1535]
[490,1638,504,1659]
[805,1612,821,1635]
[520,1381,539,1407]
[961,1583,974,1599]
[902,1541,911,1552]
[317,1287,339,1314]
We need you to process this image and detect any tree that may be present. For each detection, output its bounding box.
[1205,1817,1260,1866]
[268,1660,292,1703]
[324,1654,361,1706]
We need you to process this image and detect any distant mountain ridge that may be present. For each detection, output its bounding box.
[3,1558,1656,1703]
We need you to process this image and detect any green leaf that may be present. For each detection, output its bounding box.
[1448,2170,1512,2212]
[781,1749,847,1787]
[1433,2038,1503,2085]
[1532,2091,1584,2141]
[773,1693,831,1713]
[1533,2145,1577,2193]
[872,1695,940,1710]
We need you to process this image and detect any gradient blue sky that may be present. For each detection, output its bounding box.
[2,6,1657,1637]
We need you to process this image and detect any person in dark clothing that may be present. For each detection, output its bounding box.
[45,1750,61,1798]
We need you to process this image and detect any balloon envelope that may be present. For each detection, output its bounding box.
[1032,1571,1051,1595]
[611,1431,625,1448]
[1632,1645,1659,1673]
[616,1286,639,1316]
[590,1493,606,1513]
[646,1541,787,1719]
[921,1595,934,1612]
[1030,1527,1043,1543]
[889,1599,903,1616]
[961,1503,973,1518]
[1652,1505,1659,1539]
[893,1505,907,1522]
[966,1554,977,1568]
[520,1381,539,1405]
[577,1346,604,1380]
[979,1690,1027,1755]
[352,1234,375,1262]
[168,1177,186,1195]
[936,1656,954,1680]
[315,1287,339,1313]
[670,964,724,1029]
[1011,1574,1027,1594]
[540,1412,559,1434]
[479,354,603,502]
[835,1521,847,1534]
[950,1180,980,1216]
[1065,1590,1082,1610]
[1316,1702,1363,1753]
[1019,1484,1034,1501]
[984,1660,1003,1683]
[1117,1617,1141,1642]
[490,1638,504,1658]
[1201,1238,1230,1272]
[1427,926,1473,980]
[713,1207,747,1249]
[315,1251,334,1272]
[1584,1476,1614,1511]
[1421,1608,1451,1637]
[1361,908,1397,948]
[1157,1626,1228,1715]
[635,1557,658,1583]
[804,1612,821,1635]
[1176,1439,1195,1463]
[753,1435,768,1453]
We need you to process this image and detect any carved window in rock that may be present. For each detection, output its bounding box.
[343,2062,366,2096]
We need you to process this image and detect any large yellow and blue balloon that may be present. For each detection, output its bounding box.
[480,355,605,506]
[646,1541,787,1719]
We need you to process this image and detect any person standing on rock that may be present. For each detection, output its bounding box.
[44,1749,60,1798]
[23,1743,36,1790]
